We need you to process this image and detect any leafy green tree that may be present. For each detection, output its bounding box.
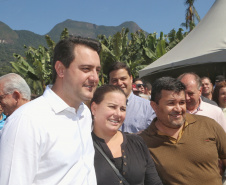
[99,29,172,81]
[10,26,187,93]
[11,29,69,95]
[98,28,130,84]
[99,27,189,82]
[11,46,52,95]
[167,28,188,50]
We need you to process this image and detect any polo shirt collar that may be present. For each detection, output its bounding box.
[147,113,197,136]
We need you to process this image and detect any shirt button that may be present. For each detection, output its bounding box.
[124,162,127,166]
[122,150,125,153]
[120,180,123,184]
[123,155,126,158]
[123,172,126,175]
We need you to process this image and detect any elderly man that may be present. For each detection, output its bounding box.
[140,77,226,185]
[178,72,226,131]
[0,73,31,116]
[0,36,101,185]
[108,62,155,133]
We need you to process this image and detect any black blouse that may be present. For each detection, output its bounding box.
[92,132,163,185]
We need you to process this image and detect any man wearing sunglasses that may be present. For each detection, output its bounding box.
[134,78,152,100]
[134,78,146,94]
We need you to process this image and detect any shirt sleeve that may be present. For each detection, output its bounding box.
[146,103,156,126]
[0,113,40,185]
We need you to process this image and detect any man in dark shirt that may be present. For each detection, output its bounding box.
[140,77,226,185]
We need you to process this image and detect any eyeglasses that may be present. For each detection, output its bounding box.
[0,93,9,101]
[136,84,146,88]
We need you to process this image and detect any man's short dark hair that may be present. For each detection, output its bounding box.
[107,62,131,80]
[133,78,144,83]
[151,77,186,104]
[52,36,101,84]
[201,76,212,83]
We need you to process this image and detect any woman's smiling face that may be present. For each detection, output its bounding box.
[91,91,126,134]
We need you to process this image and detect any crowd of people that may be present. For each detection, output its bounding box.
[0,36,225,185]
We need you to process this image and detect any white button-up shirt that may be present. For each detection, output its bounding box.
[187,98,226,132]
[0,86,96,185]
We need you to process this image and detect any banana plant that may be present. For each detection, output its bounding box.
[11,29,69,95]
[11,45,51,95]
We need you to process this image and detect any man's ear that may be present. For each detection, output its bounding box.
[151,101,157,113]
[90,102,97,116]
[211,83,214,91]
[12,90,21,102]
[55,61,65,78]
[130,75,133,84]
[199,86,202,95]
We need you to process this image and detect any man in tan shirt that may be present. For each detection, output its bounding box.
[140,76,226,185]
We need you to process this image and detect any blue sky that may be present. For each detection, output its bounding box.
[0,0,214,36]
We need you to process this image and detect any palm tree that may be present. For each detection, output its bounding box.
[181,0,200,32]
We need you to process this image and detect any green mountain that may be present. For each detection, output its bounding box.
[0,21,47,67]
[0,19,142,74]
[47,19,142,41]
[0,21,18,43]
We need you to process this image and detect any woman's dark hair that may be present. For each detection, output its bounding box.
[52,36,101,84]
[91,85,126,105]
[151,77,186,104]
[212,81,226,106]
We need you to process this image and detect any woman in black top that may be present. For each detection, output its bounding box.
[90,85,163,185]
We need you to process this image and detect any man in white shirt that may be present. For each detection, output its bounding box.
[0,36,101,185]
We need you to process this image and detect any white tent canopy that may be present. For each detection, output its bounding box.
[139,0,226,82]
